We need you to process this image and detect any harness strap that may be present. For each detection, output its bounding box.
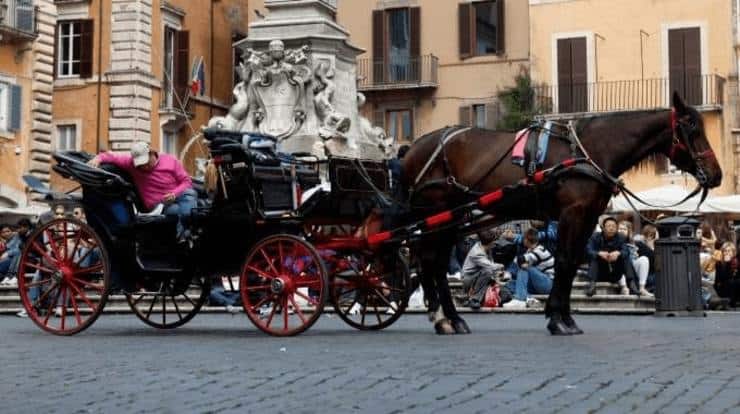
[413,126,472,187]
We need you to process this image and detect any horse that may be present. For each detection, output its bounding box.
[399,92,722,335]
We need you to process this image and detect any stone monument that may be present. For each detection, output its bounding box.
[207,0,392,160]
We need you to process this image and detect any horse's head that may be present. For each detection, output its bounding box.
[666,91,722,189]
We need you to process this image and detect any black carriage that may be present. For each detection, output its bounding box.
[16,129,411,336]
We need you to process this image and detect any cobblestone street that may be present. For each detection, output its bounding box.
[2,313,740,413]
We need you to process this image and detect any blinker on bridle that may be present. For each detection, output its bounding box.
[669,108,715,185]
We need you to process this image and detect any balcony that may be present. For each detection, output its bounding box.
[357,54,438,92]
[0,0,37,42]
[531,74,725,117]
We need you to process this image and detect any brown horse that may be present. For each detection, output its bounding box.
[400,92,722,335]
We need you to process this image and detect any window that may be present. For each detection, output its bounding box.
[386,109,413,142]
[56,124,77,150]
[162,27,189,108]
[460,103,498,129]
[56,20,93,78]
[669,27,702,106]
[0,83,7,132]
[162,131,177,155]
[473,104,486,128]
[557,37,588,113]
[164,26,176,107]
[372,7,420,83]
[0,82,21,133]
[459,1,505,59]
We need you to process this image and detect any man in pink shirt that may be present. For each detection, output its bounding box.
[89,141,196,237]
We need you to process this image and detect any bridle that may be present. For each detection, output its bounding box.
[668,108,715,187]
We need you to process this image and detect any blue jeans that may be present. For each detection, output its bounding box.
[509,266,553,301]
[163,188,197,236]
[209,286,240,307]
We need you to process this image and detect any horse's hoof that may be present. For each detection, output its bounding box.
[547,318,572,336]
[434,319,456,335]
[451,318,471,334]
[563,316,584,335]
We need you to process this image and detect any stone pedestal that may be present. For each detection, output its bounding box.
[206,0,390,160]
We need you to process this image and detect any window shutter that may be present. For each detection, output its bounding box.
[79,20,94,79]
[53,23,59,79]
[175,30,190,103]
[485,102,499,130]
[9,85,21,132]
[570,37,588,112]
[459,105,471,126]
[496,0,505,55]
[668,29,684,105]
[459,3,472,59]
[683,28,702,105]
[557,38,572,113]
[372,10,385,83]
[410,7,421,82]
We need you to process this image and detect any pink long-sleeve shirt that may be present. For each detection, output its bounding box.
[97,152,192,210]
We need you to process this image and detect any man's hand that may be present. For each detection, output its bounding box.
[163,193,176,204]
[598,251,610,261]
[87,156,101,168]
[608,251,621,262]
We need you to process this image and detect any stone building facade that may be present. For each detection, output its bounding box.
[49,0,249,190]
[0,0,55,208]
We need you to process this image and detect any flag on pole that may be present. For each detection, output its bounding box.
[190,56,206,96]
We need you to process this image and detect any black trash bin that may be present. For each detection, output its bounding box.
[654,217,705,316]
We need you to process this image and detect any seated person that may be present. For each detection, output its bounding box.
[504,229,554,309]
[0,219,32,287]
[461,229,504,310]
[618,221,654,297]
[714,242,740,308]
[89,141,195,237]
[585,216,639,297]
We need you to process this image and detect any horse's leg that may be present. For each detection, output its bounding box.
[430,233,470,334]
[546,204,600,336]
[418,241,454,334]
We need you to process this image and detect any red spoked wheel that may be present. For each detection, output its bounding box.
[17,218,110,335]
[240,234,328,336]
[331,248,411,330]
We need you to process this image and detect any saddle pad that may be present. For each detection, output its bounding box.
[511,121,552,167]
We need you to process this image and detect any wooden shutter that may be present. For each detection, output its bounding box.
[459,3,472,59]
[654,154,669,174]
[557,38,572,113]
[79,20,94,79]
[409,7,421,82]
[683,28,702,105]
[175,30,190,102]
[496,0,505,54]
[9,85,21,132]
[53,23,59,79]
[570,37,587,112]
[372,10,385,83]
[459,105,472,126]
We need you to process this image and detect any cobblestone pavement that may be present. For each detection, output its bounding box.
[2,313,740,414]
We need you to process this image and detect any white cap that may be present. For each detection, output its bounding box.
[130,141,151,167]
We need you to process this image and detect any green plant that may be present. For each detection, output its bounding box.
[497,73,538,131]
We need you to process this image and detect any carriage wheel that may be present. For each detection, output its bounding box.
[125,275,210,329]
[17,219,110,336]
[331,249,411,331]
[240,234,328,336]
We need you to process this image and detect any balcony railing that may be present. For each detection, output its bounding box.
[0,0,37,41]
[357,54,438,91]
[531,74,725,116]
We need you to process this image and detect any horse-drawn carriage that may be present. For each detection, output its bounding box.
[17,129,411,336]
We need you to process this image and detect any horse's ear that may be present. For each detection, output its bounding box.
[672,91,687,113]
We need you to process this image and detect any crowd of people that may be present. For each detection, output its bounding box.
[448,215,740,311]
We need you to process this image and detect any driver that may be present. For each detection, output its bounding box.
[88,141,195,239]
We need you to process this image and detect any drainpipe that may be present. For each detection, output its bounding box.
[210,0,215,119]
[95,0,103,152]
